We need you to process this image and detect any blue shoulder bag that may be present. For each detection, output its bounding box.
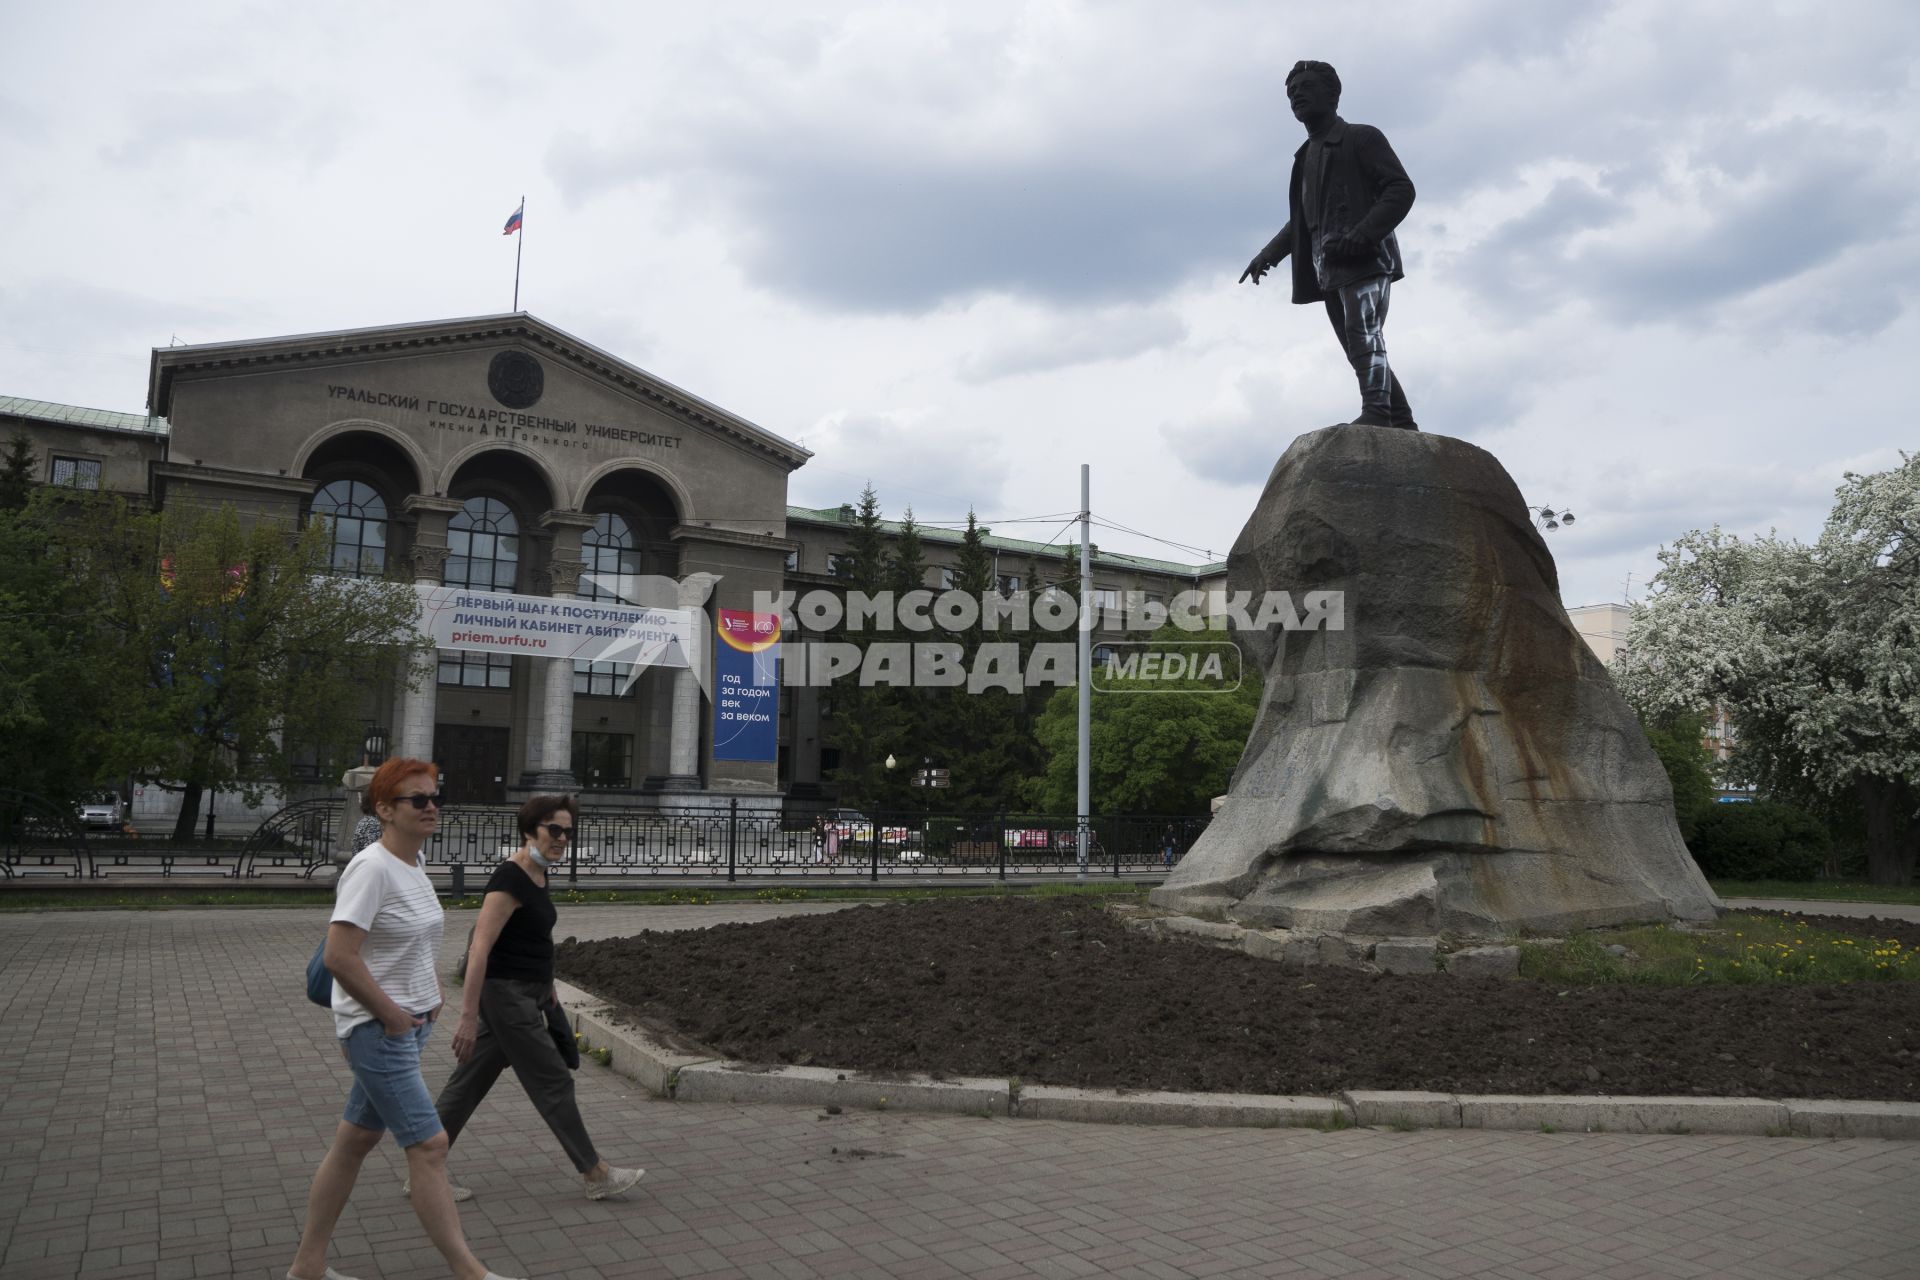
[306,937,333,1007]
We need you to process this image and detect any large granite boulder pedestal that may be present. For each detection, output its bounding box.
[1150,426,1720,937]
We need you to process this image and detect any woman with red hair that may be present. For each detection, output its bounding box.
[287,757,521,1280]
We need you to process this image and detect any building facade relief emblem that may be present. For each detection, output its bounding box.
[487,349,545,409]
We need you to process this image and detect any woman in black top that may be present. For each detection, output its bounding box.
[434,794,644,1200]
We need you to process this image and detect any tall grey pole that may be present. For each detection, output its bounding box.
[512,194,525,311]
[1077,463,1090,878]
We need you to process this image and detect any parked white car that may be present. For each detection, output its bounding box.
[76,794,120,830]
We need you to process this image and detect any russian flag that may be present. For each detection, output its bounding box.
[502,202,524,235]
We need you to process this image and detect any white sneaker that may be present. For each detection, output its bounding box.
[287,1268,360,1280]
[401,1175,474,1203]
[585,1165,645,1200]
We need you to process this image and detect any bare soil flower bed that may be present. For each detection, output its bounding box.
[554,898,1920,1101]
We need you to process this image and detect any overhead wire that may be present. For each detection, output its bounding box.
[1088,515,1222,564]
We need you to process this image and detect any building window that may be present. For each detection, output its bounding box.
[1092,587,1120,611]
[440,496,519,687]
[828,553,856,578]
[571,731,633,789]
[574,662,631,697]
[50,456,101,490]
[444,496,519,591]
[1092,643,1119,668]
[996,573,1021,595]
[575,512,637,696]
[938,567,956,589]
[310,479,388,577]
[785,549,800,573]
[580,512,640,601]
[437,649,512,688]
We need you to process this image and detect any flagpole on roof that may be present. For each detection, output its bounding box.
[512,194,525,312]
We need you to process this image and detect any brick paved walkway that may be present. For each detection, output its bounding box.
[1,905,1916,1280]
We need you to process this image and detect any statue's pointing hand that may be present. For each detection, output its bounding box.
[1239,256,1271,285]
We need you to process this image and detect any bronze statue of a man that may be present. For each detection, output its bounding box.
[1240,61,1418,431]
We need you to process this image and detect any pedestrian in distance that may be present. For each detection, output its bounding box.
[287,756,522,1280]
[351,798,382,854]
[434,794,645,1201]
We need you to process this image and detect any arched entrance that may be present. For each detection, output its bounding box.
[574,468,682,791]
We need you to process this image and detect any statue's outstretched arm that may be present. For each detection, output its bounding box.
[1239,222,1293,285]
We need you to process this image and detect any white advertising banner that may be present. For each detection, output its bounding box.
[414,584,693,668]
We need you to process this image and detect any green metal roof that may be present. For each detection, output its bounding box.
[786,505,1224,578]
[0,395,169,435]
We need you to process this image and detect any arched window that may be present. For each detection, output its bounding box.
[579,512,640,601]
[444,496,519,591]
[576,511,638,696]
[439,496,519,689]
[311,480,388,577]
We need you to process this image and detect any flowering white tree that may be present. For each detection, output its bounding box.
[1615,455,1919,885]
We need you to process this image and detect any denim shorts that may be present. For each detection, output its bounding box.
[341,1018,444,1148]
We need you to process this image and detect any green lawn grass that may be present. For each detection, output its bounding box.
[1710,879,1920,905]
[1518,910,1916,985]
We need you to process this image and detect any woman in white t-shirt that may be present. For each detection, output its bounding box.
[286,757,521,1280]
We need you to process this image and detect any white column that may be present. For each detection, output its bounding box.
[398,565,441,762]
[662,572,719,791]
[537,596,577,787]
[398,647,438,762]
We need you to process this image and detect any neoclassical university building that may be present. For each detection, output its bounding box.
[4,314,1227,829]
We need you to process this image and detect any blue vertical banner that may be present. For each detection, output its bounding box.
[712,609,780,762]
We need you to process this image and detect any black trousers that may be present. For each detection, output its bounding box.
[435,977,599,1173]
[1323,274,1416,429]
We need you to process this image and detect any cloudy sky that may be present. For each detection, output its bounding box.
[3,0,1915,606]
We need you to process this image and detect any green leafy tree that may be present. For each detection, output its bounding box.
[0,491,111,806]
[1640,710,1716,843]
[1616,454,1920,884]
[52,494,431,840]
[879,508,934,811]
[1689,800,1832,882]
[1025,626,1259,815]
[820,485,897,811]
[0,433,37,512]
[931,512,1035,812]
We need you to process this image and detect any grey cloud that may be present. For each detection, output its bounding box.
[0,279,237,352]
[788,413,1010,514]
[100,86,343,168]
[958,306,1187,382]
[1577,131,1914,318]
[544,4,1919,316]
[555,139,1276,313]
[1452,120,1918,329]
[1158,374,1297,487]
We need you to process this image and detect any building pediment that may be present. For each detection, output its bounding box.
[147,312,811,471]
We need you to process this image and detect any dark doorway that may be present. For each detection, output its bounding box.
[435,725,511,804]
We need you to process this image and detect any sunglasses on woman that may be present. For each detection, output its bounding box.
[395,792,445,810]
[541,823,573,840]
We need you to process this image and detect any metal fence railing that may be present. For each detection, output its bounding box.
[219,799,1209,884]
[0,789,89,879]
[418,804,1210,885]
[3,795,1211,883]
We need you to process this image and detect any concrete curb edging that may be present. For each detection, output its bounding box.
[677,1062,1009,1116]
[1017,1086,1346,1128]
[555,982,1920,1141]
